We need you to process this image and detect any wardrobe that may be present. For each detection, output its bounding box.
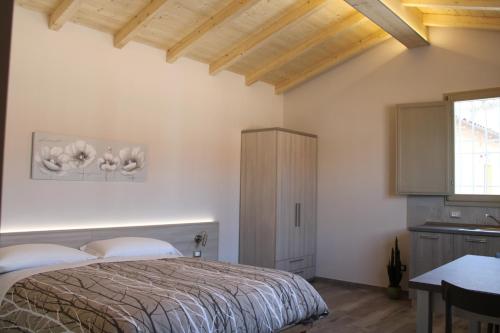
[239,128,317,280]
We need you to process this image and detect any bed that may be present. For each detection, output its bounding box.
[0,223,328,332]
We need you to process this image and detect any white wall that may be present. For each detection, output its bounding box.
[2,6,283,262]
[284,27,500,287]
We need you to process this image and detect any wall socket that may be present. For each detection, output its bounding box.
[450,210,462,218]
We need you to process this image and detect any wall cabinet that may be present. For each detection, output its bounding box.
[239,128,317,280]
[396,102,452,195]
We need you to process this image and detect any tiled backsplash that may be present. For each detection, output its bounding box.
[407,196,500,227]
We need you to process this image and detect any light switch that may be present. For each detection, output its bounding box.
[450,210,461,218]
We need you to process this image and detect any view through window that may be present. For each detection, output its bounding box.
[454,97,500,195]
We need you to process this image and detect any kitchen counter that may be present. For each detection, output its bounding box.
[409,221,500,236]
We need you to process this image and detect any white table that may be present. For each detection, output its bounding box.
[409,255,500,333]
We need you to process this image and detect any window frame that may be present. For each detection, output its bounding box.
[445,87,500,206]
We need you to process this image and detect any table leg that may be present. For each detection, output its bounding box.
[416,290,433,333]
[468,321,480,333]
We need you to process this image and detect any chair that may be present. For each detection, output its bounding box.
[442,280,500,333]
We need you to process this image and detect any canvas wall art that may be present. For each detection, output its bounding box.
[31,132,147,182]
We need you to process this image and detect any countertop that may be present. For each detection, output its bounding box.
[409,255,500,293]
[408,221,500,236]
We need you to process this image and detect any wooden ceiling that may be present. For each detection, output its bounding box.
[15,0,500,94]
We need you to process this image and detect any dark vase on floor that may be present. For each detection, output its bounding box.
[387,237,404,300]
[387,286,402,300]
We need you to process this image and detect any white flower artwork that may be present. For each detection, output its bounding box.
[119,147,146,176]
[98,149,120,172]
[31,132,147,182]
[65,140,96,169]
[34,146,71,175]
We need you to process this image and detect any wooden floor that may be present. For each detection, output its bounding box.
[306,278,469,333]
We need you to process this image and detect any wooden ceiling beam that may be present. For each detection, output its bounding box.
[402,0,500,11]
[275,30,391,94]
[245,13,367,86]
[423,13,500,30]
[114,0,168,49]
[49,0,81,31]
[209,0,328,75]
[167,0,260,63]
[345,0,429,48]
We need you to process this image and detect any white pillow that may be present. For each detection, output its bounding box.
[80,237,182,258]
[0,244,97,274]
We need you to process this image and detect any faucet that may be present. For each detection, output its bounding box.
[485,214,500,225]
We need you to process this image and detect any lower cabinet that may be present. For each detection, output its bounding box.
[411,231,500,280]
[453,234,500,258]
[410,232,454,279]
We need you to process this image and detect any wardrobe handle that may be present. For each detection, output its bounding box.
[294,203,299,227]
[298,203,301,227]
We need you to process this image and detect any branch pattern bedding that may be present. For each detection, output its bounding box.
[0,257,328,332]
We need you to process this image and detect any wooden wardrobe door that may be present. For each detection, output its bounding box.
[276,131,301,261]
[292,134,317,259]
[239,131,277,268]
[289,133,306,259]
[302,136,317,257]
[277,132,316,260]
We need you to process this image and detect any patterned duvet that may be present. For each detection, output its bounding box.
[0,257,328,332]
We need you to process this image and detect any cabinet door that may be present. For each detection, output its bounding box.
[453,235,500,259]
[277,131,317,261]
[239,131,277,268]
[410,232,454,278]
[276,131,300,261]
[301,136,317,257]
[396,102,452,195]
[290,133,307,259]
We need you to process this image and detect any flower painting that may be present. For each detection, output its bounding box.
[119,147,146,176]
[31,132,147,182]
[98,148,120,172]
[34,146,71,175]
[65,140,96,169]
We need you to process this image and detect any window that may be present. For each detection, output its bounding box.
[447,88,500,205]
[454,97,500,194]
